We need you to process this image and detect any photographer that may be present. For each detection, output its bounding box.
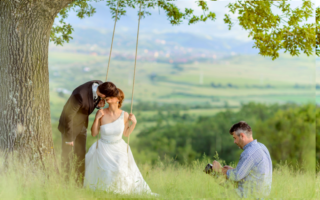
[211,121,272,198]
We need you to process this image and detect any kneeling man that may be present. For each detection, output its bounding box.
[212,121,272,198]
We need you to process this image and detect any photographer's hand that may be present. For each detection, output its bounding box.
[222,166,233,177]
[212,160,222,173]
[221,167,229,175]
[223,165,233,170]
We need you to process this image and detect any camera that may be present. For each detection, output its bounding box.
[203,163,213,174]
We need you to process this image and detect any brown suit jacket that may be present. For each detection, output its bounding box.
[58,80,103,141]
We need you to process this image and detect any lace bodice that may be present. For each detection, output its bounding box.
[99,110,124,144]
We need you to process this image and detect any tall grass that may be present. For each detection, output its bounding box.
[0,154,318,199]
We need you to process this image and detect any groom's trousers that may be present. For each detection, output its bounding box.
[61,126,87,185]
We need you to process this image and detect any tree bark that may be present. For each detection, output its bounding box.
[0,0,71,164]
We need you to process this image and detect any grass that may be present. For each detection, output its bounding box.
[0,154,318,199]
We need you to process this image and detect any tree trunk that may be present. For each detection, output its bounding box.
[0,0,69,164]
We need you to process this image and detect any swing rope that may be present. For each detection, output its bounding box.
[95,0,142,153]
[127,1,142,153]
[96,0,120,149]
[105,0,120,82]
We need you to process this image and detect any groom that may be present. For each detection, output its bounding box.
[58,80,117,184]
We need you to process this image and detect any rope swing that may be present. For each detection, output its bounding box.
[128,1,142,153]
[96,1,142,152]
[105,0,120,82]
[96,0,120,149]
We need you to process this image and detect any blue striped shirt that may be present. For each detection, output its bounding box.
[226,140,272,198]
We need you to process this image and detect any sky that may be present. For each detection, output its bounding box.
[50,1,318,100]
[60,0,317,43]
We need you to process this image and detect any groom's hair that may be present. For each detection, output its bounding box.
[98,82,119,97]
[229,121,252,137]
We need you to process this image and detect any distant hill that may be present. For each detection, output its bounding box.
[52,1,261,58]
[50,26,259,63]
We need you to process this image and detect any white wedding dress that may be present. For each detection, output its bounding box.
[84,110,154,195]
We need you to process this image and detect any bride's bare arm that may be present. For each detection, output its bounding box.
[123,112,137,137]
[91,109,104,137]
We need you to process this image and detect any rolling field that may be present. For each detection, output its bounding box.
[49,51,315,107]
[49,51,316,163]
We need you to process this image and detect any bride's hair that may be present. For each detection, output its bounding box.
[116,88,124,108]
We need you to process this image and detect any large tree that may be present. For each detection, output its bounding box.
[0,0,317,163]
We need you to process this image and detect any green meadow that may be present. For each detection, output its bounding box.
[0,154,318,199]
[0,52,317,199]
[43,50,319,199]
[49,50,315,155]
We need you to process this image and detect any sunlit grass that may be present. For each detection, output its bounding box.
[0,154,317,199]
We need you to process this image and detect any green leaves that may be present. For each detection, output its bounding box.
[50,0,97,46]
[225,0,316,60]
[316,7,320,56]
[135,102,315,168]
[255,103,316,171]
[50,22,74,46]
[224,14,233,30]
[50,0,319,59]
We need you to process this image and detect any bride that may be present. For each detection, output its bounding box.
[84,87,154,195]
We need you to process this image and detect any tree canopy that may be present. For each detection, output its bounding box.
[50,0,319,60]
[134,102,315,171]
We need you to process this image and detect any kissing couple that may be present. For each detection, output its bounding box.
[58,80,156,195]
